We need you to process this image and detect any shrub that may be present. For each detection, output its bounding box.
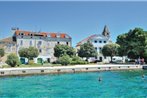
[70,56,88,65]
[28,60,35,65]
[6,53,19,67]
[58,54,71,65]
[0,48,5,62]
[0,48,5,57]
[44,61,48,64]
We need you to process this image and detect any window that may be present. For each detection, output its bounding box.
[104,41,106,43]
[57,42,60,44]
[30,41,32,46]
[94,40,97,43]
[66,42,69,45]
[39,49,42,53]
[21,36,23,38]
[38,41,42,45]
[48,42,50,46]
[95,47,97,50]
[99,47,102,50]
[99,41,102,43]
[20,40,23,46]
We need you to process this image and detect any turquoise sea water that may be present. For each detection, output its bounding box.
[1,70,147,98]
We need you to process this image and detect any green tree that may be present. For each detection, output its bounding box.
[102,43,120,62]
[6,53,19,67]
[54,44,76,58]
[18,48,28,58]
[18,47,39,61]
[78,41,97,60]
[116,28,147,59]
[0,48,5,62]
[27,47,39,60]
[58,54,71,65]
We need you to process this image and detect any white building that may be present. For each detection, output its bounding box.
[76,25,112,62]
[12,29,72,63]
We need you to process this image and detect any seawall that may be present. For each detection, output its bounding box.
[0,64,143,77]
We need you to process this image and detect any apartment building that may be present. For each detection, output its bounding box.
[12,29,72,63]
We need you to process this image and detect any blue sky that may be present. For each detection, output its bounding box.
[0,1,147,47]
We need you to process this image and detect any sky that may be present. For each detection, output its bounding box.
[0,1,147,47]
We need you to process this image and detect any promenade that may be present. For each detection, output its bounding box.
[0,64,143,76]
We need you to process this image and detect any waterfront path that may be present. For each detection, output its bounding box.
[0,64,143,76]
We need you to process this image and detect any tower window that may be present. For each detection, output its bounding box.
[57,42,60,44]
[66,42,69,45]
[104,41,106,43]
[99,41,102,43]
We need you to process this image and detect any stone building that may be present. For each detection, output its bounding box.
[0,37,16,64]
[76,25,112,62]
[12,29,72,63]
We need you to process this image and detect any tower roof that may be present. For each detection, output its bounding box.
[102,25,110,37]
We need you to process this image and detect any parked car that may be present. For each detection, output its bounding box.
[112,56,123,63]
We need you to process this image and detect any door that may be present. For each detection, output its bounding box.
[99,57,103,62]
[37,58,43,64]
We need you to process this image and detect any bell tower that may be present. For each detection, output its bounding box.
[102,25,110,37]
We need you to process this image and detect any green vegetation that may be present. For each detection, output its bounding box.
[0,48,5,63]
[28,60,35,65]
[116,28,147,61]
[70,55,88,65]
[54,44,76,58]
[54,44,87,65]
[6,53,20,67]
[18,47,39,63]
[56,55,88,65]
[78,41,97,60]
[58,54,72,65]
[102,43,120,62]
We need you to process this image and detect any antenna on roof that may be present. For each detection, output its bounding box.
[11,27,19,31]
[38,29,41,33]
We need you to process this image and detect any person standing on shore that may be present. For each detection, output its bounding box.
[141,58,144,65]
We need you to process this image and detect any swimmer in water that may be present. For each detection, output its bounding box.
[98,76,102,81]
[142,74,145,79]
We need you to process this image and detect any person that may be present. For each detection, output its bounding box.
[135,59,137,64]
[138,58,141,64]
[141,58,144,65]
[142,74,145,79]
[98,76,102,82]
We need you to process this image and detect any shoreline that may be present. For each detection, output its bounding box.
[0,64,144,77]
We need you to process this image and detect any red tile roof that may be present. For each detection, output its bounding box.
[76,34,97,47]
[14,30,71,38]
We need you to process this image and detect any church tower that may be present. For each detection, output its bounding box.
[102,25,110,37]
